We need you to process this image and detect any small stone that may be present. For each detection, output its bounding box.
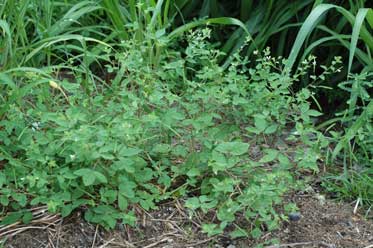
[227,245,236,248]
[288,212,301,221]
[315,193,326,205]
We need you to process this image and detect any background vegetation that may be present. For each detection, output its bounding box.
[0,0,372,241]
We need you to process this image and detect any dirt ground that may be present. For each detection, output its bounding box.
[2,189,373,248]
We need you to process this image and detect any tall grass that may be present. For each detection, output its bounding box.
[100,0,250,67]
[2,1,371,73]
[285,4,373,74]
[0,1,106,68]
[281,2,372,206]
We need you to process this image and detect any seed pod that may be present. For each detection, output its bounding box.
[49,80,61,90]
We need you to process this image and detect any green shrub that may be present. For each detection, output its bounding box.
[0,30,329,237]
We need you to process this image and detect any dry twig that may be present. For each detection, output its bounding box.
[91,224,99,248]
[143,237,170,248]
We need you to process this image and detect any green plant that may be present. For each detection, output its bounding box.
[0,1,105,68]
[0,29,330,238]
[281,3,373,208]
[101,0,250,67]
[285,4,373,75]
[322,73,373,206]
[2,0,373,240]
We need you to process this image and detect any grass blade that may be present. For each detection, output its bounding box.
[150,0,164,30]
[101,0,129,40]
[366,9,373,27]
[286,4,373,74]
[240,0,253,20]
[0,20,12,66]
[332,100,373,161]
[48,1,101,37]
[168,17,252,42]
[348,8,369,74]
[286,4,334,72]
[25,35,111,63]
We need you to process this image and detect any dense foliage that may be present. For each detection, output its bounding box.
[0,0,372,242]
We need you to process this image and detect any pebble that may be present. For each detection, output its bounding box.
[289,212,301,221]
[167,238,173,243]
[226,245,236,248]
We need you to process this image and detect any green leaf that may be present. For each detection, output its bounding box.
[185,197,200,210]
[200,199,218,212]
[217,207,236,222]
[259,149,279,163]
[366,9,373,28]
[119,183,135,198]
[1,212,23,225]
[230,227,249,238]
[209,151,229,173]
[22,212,33,224]
[278,154,291,169]
[93,171,107,184]
[101,189,117,204]
[215,142,249,156]
[254,115,268,132]
[74,169,106,185]
[0,195,9,206]
[61,204,74,217]
[112,158,135,173]
[172,145,188,157]
[202,223,224,236]
[118,194,128,211]
[348,8,370,74]
[74,168,92,176]
[122,211,136,226]
[152,143,171,153]
[119,147,142,157]
[264,124,278,134]
[186,168,201,177]
[307,109,323,117]
[0,173,6,188]
[13,194,27,207]
[74,169,96,186]
[47,200,59,213]
[139,198,155,210]
[251,227,262,239]
[246,126,260,134]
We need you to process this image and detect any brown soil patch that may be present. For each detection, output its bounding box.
[259,195,373,248]
[2,192,373,248]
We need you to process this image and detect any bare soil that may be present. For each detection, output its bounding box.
[3,190,373,248]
